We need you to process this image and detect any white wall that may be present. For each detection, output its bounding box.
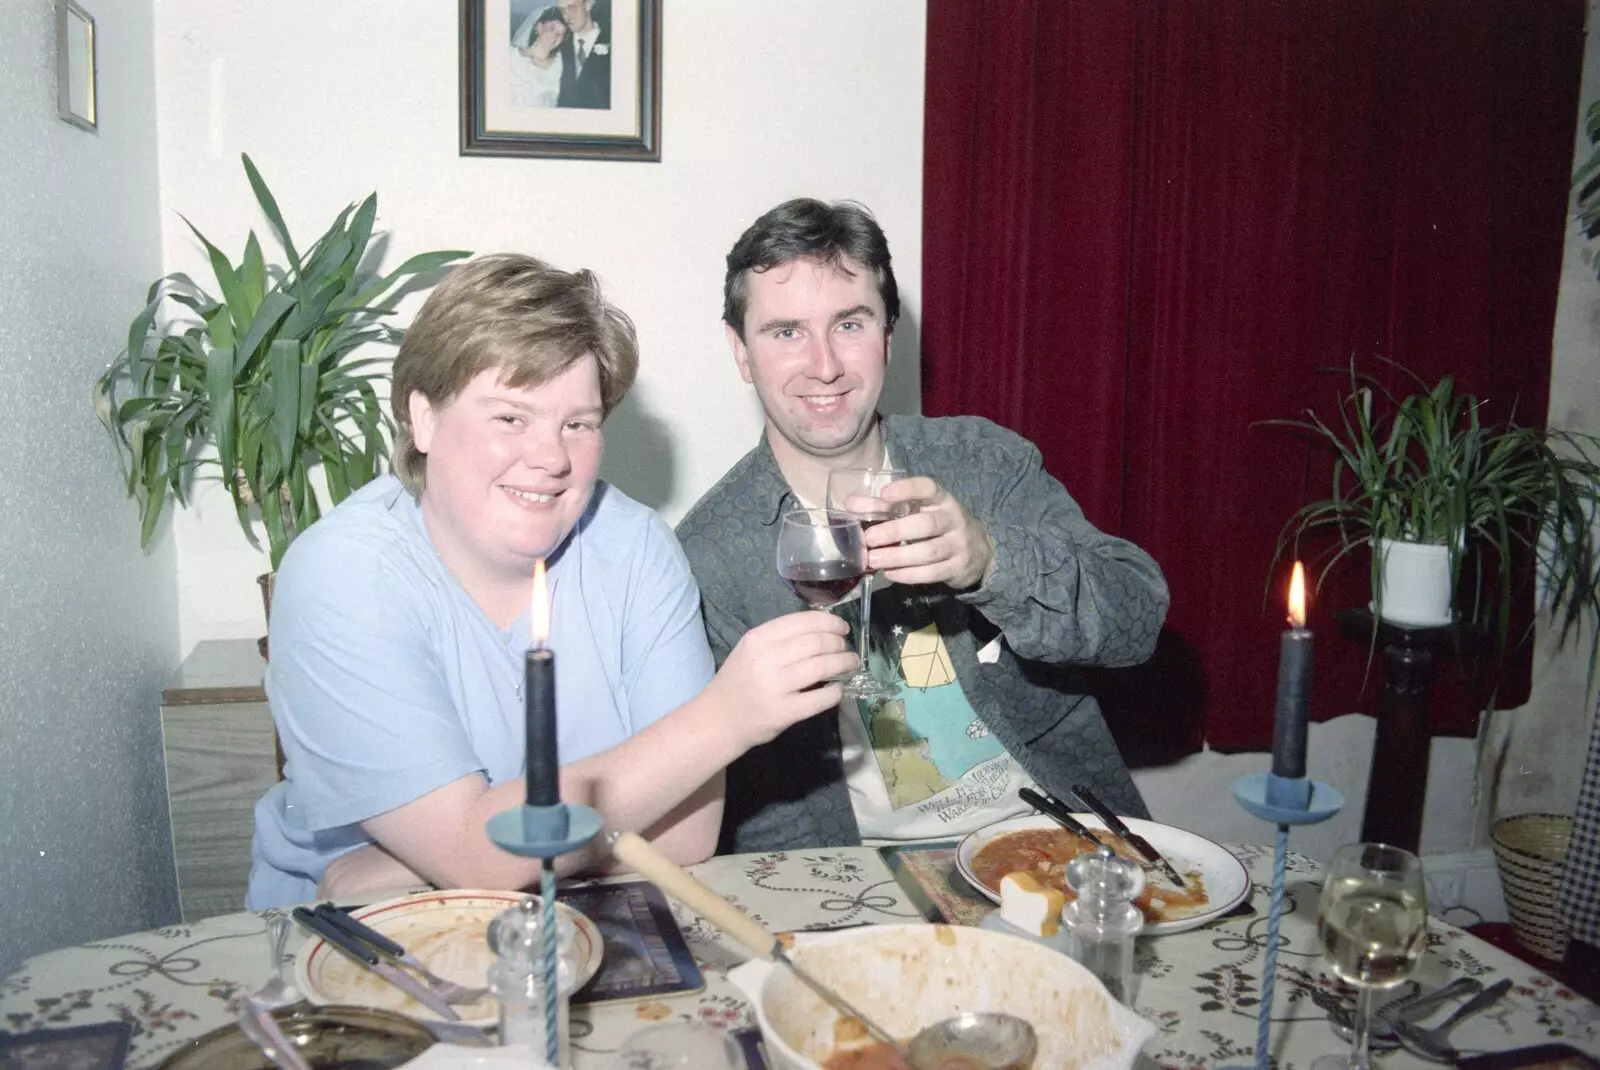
[0,0,179,972]
[153,0,927,653]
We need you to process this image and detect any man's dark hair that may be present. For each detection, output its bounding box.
[722,198,899,339]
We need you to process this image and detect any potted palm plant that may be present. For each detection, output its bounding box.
[95,154,468,639]
[1265,360,1600,681]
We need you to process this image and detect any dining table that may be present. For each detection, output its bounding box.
[4,841,1598,1069]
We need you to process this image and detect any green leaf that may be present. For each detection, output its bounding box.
[206,345,237,477]
[241,154,303,287]
[138,440,167,547]
[233,290,297,373]
[347,250,472,310]
[268,339,302,478]
[241,231,266,313]
[181,214,252,342]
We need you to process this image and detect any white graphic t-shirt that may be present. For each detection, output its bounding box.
[803,451,1034,842]
[840,613,1035,843]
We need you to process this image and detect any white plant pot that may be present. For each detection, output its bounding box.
[1374,537,1454,627]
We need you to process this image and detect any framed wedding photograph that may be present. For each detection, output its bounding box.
[460,0,661,161]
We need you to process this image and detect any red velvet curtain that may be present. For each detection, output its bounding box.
[922,0,1582,752]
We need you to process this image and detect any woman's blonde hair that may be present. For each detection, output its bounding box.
[391,254,638,494]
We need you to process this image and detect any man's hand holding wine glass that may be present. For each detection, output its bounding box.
[869,476,996,591]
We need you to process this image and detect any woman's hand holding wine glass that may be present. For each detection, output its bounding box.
[707,610,854,747]
[1312,842,1429,1070]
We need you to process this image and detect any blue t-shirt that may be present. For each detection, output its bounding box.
[247,475,714,908]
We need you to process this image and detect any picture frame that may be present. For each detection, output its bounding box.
[56,0,97,133]
[460,0,661,161]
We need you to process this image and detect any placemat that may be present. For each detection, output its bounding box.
[558,880,705,1006]
[878,841,995,927]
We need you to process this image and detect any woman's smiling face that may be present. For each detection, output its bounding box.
[409,355,604,588]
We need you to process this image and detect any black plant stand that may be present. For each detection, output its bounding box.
[1336,608,1481,853]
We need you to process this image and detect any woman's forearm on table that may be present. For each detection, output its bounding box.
[361,691,742,890]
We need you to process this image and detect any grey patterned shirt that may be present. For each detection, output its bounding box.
[675,414,1170,852]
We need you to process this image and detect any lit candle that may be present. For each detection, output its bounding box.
[1270,561,1314,780]
[525,558,559,807]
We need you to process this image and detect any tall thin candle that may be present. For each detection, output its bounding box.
[1270,561,1314,780]
[525,558,559,807]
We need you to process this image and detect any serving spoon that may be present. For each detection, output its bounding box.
[609,831,1038,1070]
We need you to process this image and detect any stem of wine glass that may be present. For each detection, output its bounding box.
[1350,984,1376,1070]
[857,573,873,670]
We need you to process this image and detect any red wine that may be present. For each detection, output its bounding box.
[855,512,896,531]
[782,561,864,607]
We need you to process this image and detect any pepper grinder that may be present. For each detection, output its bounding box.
[1061,845,1145,1005]
[487,897,577,1067]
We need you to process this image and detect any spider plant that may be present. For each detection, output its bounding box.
[1264,360,1600,683]
[95,154,469,569]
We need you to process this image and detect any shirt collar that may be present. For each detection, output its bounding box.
[753,415,895,526]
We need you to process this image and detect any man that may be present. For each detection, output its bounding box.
[676,199,1170,852]
[556,0,609,110]
[247,254,853,907]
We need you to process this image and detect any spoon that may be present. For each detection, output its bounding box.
[609,831,1038,1070]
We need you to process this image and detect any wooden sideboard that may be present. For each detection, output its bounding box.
[160,639,277,921]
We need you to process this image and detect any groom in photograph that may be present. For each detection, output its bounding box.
[557,0,611,110]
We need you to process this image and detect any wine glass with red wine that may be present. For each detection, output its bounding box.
[825,466,912,700]
[776,508,868,612]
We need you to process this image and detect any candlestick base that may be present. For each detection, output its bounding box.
[1220,774,1345,1070]
[487,803,604,859]
[1231,773,1343,826]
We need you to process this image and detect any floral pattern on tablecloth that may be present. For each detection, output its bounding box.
[3,846,1598,1069]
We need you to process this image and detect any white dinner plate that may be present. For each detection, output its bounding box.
[294,889,602,1025]
[955,813,1252,935]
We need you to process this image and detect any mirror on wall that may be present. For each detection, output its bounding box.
[56,0,96,132]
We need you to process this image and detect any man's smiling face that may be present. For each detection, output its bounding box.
[727,256,890,462]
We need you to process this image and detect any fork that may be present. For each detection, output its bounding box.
[1396,977,1514,1062]
[311,902,490,1004]
[239,916,312,1070]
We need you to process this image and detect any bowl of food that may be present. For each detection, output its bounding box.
[728,924,1155,1070]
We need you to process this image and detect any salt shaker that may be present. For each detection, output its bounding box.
[1061,845,1145,1005]
[488,897,577,1068]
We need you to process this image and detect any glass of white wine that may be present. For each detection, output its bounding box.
[1313,842,1428,1070]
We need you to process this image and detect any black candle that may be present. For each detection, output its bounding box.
[525,559,559,807]
[1271,561,1313,780]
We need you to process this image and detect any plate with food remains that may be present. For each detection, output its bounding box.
[955,813,1251,935]
[295,889,603,1025]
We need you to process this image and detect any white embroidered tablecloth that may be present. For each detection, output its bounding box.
[4,845,1598,1068]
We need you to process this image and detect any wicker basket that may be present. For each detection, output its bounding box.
[1491,813,1574,961]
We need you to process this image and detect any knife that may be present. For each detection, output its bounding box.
[291,907,461,1022]
[1068,783,1188,888]
[1017,786,1100,845]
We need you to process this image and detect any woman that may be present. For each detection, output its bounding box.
[246,255,854,908]
[509,7,565,108]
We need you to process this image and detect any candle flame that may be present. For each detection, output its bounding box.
[531,559,550,648]
[1288,561,1307,629]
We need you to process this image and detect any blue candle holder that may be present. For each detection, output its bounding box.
[1224,772,1344,1070]
[487,801,603,1066]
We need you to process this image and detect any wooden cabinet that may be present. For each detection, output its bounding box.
[160,639,277,921]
